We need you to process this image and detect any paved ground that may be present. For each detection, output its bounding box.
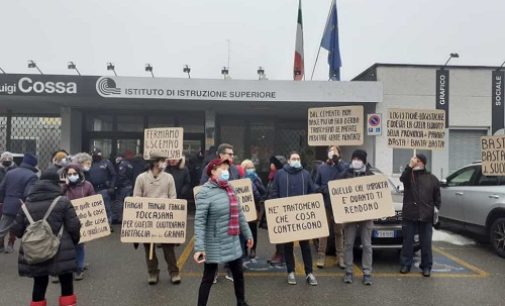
[1,216,505,306]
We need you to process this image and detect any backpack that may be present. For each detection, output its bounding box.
[20,196,64,264]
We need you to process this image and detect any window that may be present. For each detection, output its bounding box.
[447,166,477,187]
[393,149,432,174]
[117,116,144,132]
[86,115,113,131]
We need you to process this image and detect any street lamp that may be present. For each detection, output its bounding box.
[442,53,459,68]
[28,60,43,74]
[221,66,230,80]
[257,66,268,80]
[183,65,191,79]
[107,62,117,76]
[498,60,505,71]
[145,64,154,78]
[67,61,81,76]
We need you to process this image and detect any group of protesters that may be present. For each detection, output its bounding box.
[0,141,441,306]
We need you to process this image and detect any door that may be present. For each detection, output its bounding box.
[440,165,479,223]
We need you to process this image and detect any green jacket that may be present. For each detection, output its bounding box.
[194,181,252,264]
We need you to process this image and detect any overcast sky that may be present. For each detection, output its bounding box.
[1,0,504,81]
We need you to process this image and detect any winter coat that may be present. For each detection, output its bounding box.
[315,160,349,208]
[64,173,96,201]
[194,181,252,264]
[166,158,192,200]
[133,171,177,199]
[0,163,38,216]
[269,164,317,199]
[88,159,116,190]
[246,174,266,210]
[200,164,241,185]
[400,166,441,223]
[0,163,17,184]
[116,159,134,188]
[12,180,81,277]
[342,165,374,179]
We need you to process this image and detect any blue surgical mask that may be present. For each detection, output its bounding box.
[68,174,80,183]
[245,169,256,176]
[290,161,302,169]
[219,170,230,182]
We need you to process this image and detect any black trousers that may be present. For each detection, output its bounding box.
[284,240,313,275]
[198,258,245,306]
[247,222,257,252]
[33,273,73,302]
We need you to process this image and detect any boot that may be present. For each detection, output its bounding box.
[148,271,159,285]
[30,301,47,306]
[59,294,77,306]
[316,253,325,269]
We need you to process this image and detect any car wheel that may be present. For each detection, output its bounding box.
[490,217,505,258]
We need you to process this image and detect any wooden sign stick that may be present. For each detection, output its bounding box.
[149,243,154,260]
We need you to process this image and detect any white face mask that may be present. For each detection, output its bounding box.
[351,160,364,169]
[68,174,80,183]
[159,162,167,170]
[328,151,340,161]
[82,166,91,172]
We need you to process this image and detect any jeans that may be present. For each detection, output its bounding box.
[97,189,112,224]
[0,214,15,249]
[114,186,132,222]
[284,240,313,275]
[75,244,85,273]
[198,258,245,306]
[401,220,433,270]
[344,220,373,275]
[143,243,179,275]
[33,273,73,302]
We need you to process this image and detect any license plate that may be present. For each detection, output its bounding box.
[374,230,395,238]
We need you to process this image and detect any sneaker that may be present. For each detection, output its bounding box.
[51,276,60,284]
[363,275,373,286]
[74,272,84,281]
[400,266,411,274]
[316,253,325,269]
[148,272,159,285]
[343,273,353,284]
[171,273,182,284]
[213,273,218,284]
[287,272,297,285]
[225,270,234,282]
[268,255,283,265]
[422,269,431,277]
[306,273,318,286]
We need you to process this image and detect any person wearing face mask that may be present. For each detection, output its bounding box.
[88,148,116,226]
[200,143,241,185]
[0,151,17,183]
[400,154,441,277]
[72,153,92,175]
[342,149,375,286]
[63,164,96,281]
[194,158,253,306]
[315,146,348,269]
[133,152,180,285]
[241,159,266,259]
[166,156,192,201]
[47,150,69,175]
[270,151,318,286]
[114,153,134,224]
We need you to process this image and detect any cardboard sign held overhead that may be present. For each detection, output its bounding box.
[308,105,364,146]
[121,197,188,244]
[230,179,257,222]
[329,175,395,223]
[71,194,111,244]
[265,193,329,244]
[386,108,446,150]
[481,135,505,176]
[144,127,184,160]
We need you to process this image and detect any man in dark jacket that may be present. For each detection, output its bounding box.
[270,151,318,286]
[12,170,81,306]
[166,156,192,200]
[315,146,348,269]
[400,154,441,277]
[342,149,374,286]
[0,153,38,253]
[114,154,134,223]
[88,148,116,225]
[200,143,240,185]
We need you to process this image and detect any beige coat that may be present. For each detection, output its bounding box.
[133,170,177,199]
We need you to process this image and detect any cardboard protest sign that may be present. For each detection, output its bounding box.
[121,197,187,244]
[230,179,257,222]
[481,136,505,176]
[386,108,446,150]
[264,194,329,244]
[71,195,111,244]
[328,175,395,223]
[143,127,184,160]
[308,106,364,146]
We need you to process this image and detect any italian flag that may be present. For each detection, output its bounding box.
[293,0,304,81]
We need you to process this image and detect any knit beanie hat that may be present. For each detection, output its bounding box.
[416,153,428,166]
[22,153,38,167]
[351,149,367,164]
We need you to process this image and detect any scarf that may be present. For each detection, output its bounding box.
[212,178,240,236]
[268,169,277,181]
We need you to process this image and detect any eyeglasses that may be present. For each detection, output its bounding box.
[224,152,234,156]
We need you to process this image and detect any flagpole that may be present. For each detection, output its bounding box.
[310,0,336,80]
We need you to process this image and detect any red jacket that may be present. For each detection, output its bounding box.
[65,180,95,201]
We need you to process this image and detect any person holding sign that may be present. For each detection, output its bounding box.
[270,151,318,286]
[194,158,253,306]
[342,150,374,286]
[133,152,181,285]
[315,146,348,269]
[63,164,96,281]
[399,154,441,277]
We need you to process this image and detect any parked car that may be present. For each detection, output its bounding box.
[439,162,505,258]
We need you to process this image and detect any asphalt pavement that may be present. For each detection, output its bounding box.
[1,215,505,306]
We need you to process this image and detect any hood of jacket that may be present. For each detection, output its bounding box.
[283,164,303,175]
[26,180,63,202]
[19,162,38,173]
